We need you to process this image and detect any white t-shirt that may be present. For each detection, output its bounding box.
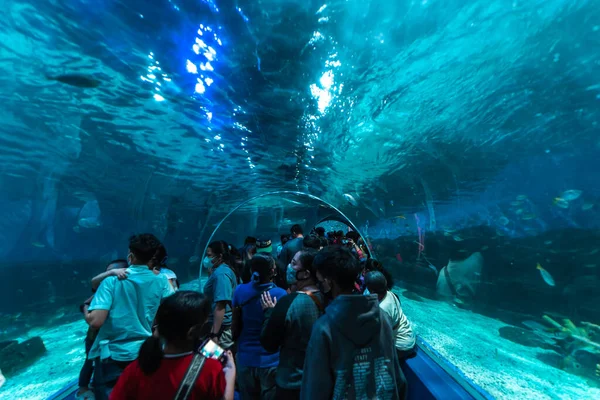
[379,291,416,351]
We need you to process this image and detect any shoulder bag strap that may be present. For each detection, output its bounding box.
[304,291,324,313]
[390,293,402,331]
[173,353,207,400]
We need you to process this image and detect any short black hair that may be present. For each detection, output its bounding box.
[346,231,359,241]
[365,258,394,290]
[365,271,388,296]
[129,234,163,264]
[313,246,361,292]
[303,235,321,250]
[291,224,303,235]
[298,249,318,281]
[319,237,329,248]
[315,227,325,236]
[107,259,128,270]
[244,236,257,245]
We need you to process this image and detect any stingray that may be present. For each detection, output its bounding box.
[47,73,101,88]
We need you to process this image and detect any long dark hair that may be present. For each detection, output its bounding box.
[138,291,210,375]
[208,240,240,281]
[250,253,276,284]
[129,234,164,265]
[297,249,318,281]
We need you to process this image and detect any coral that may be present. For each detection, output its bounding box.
[541,315,600,380]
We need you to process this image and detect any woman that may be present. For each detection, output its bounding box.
[110,291,236,399]
[149,243,179,291]
[203,241,239,350]
[232,254,287,400]
[260,250,323,400]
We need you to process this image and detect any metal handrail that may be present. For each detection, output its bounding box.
[197,190,372,289]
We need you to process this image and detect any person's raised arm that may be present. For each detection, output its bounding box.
[91,268,128,291]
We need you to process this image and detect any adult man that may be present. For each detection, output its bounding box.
[301,247,406,400]
[84,234,174,400]
[278,224,304,266]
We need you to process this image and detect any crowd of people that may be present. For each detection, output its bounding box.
[76,225,416,400]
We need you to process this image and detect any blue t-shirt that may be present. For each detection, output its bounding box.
[88,265,175,361]
[203,264,238,326]
[232,282,287,368]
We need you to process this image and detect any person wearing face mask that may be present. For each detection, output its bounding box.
[203,241,239,350]
[83,234,175,400]
[259,250,323,400]
[231,254,287,400]
[300,247,407,400]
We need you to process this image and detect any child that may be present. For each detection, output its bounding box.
[110,291,236,399]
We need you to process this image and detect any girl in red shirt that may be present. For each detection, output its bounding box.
[110,291,236,400]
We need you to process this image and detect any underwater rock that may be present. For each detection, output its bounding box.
[498,326,557,350]
[564,348,600,381]
[0,336,46,375]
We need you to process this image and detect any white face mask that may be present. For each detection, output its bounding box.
[202,256,213,270]
[363,288,371,296]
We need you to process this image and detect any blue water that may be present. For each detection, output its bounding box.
[1,0,600,398]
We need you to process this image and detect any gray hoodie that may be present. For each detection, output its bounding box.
[300,294,407,400]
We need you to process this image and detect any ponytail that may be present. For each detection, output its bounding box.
[138,336,164,375]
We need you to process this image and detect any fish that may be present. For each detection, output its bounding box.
[510,201,522,206]
[582,203,594,211]
[521,213,536,221]
[515,209,524,215]
[481,246,489,251]
[516,195,528,201]
[73,225,81,233]
[453,235,464,242]
[393,215,406,220]
[78,217,102,228]
[47,73,101,88]
[590,249,600,255]
[544,240,553,245]
[31,241,46,248]
[343,193,358,207]
[499,217,509,226]
[584,264,597,268]
[537,263,555,287]
[0,368,5,389]
[561,190,582,201]
[553,197,569,209]
[189,255,200,263]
